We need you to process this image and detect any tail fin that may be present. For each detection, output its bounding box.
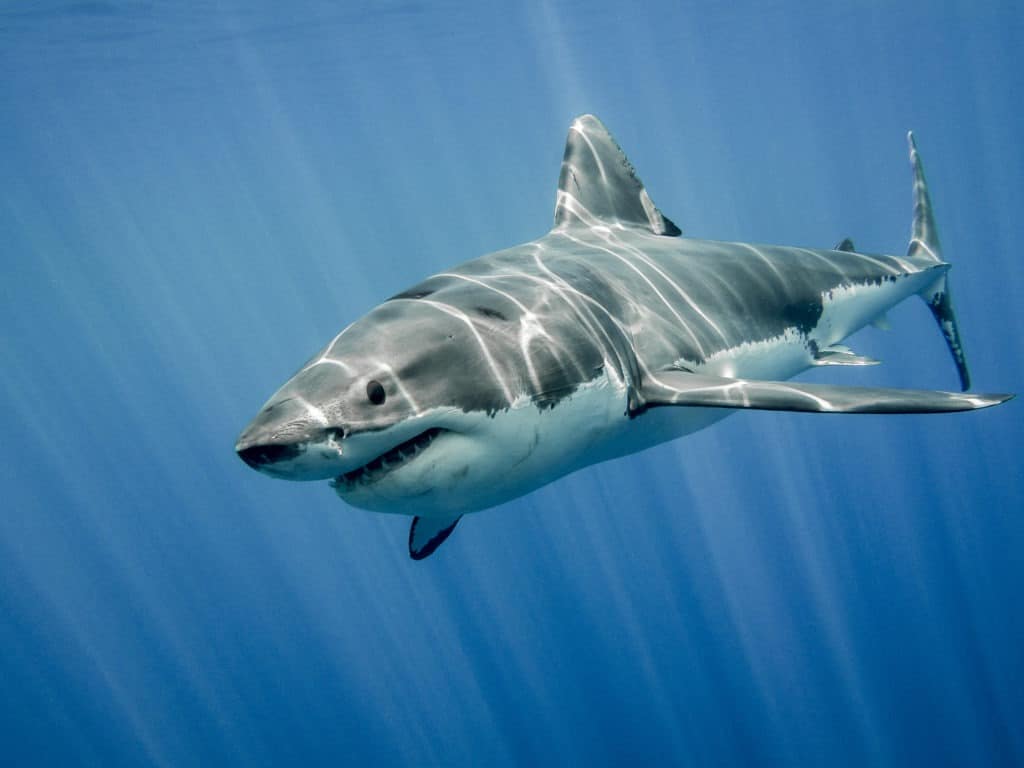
[907,132,970,391]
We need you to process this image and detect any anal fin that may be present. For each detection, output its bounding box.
[812,344,880,367]
[870,312,892,331]
[409,515,462,560]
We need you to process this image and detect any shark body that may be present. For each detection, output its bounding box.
[236,115,1011,559]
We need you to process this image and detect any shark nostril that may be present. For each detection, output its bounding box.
[237,443,302,468]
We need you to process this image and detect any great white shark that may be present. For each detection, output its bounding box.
[236,115,1012,559]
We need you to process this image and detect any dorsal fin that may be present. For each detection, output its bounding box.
[553,115,680,236]
[835,237,856,252]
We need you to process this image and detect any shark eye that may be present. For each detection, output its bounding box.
[366,379,386,405]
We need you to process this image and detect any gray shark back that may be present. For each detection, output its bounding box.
[382,251,644,414]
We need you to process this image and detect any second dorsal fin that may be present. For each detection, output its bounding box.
[553,115,681,236]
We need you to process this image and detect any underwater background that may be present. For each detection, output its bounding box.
[2,1,1022,765]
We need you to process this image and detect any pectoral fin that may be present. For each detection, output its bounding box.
[640,371,1012,414]
[409,515,462,560]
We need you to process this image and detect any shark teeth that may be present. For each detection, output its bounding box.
[334,428,444,489]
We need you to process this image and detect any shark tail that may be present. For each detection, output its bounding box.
[906,132,970,391]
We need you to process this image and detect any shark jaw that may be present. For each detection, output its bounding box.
[237,419,454,486]
[332,427,446,491]
[332,375,636,517]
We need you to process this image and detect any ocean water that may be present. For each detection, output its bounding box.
[2,1,1022,765]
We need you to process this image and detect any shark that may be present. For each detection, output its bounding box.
[236,115,1012,560]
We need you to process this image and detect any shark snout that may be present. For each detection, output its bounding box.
[235,397,345,480]
[236,441,303,470]
[234,431,345,480]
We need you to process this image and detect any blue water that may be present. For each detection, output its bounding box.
[2,2,1022,765]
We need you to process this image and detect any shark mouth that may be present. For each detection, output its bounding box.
[334,428,445,489]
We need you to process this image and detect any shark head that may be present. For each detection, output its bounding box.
[236,114,680,521]
[235,282,618,516]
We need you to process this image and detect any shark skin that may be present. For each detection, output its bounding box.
[236,115,1012,559]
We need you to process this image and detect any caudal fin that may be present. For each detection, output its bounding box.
[907,132,970,391]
